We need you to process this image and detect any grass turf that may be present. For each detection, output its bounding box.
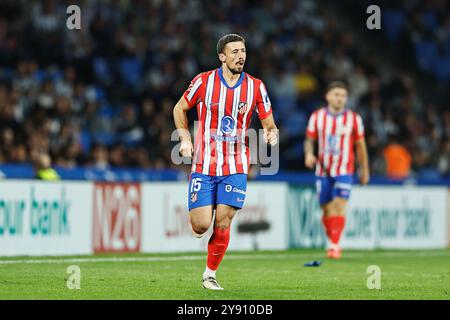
[0,249,449,300]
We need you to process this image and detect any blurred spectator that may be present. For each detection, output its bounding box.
[383,136,412,179]
[34,152,60,180]
[89,143,109,169]
[109,143,126,167]
[436,140,450,177]
[116,104,144,146]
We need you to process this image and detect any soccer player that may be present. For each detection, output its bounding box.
[304,81,369,259]
[173,34,278,290]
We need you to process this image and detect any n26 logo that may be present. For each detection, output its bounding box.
[93,183,141,253]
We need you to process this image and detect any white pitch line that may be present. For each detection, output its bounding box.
[0,254,303,265]
[0,251,448,265]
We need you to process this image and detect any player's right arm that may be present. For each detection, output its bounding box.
[173,73,203,158]
[304,137,316,169]
[173,96,193,157]
[304,111,318,169]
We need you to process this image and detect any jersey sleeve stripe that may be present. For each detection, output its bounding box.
[259,82,271,112]
[187,77,202,101]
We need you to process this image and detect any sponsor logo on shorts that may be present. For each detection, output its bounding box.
[225,185,246,195]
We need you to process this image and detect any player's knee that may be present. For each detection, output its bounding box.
[215,205,236,226]
[333,199,347,214]
[335,206,344,215]
[322,204,333,216]
[215,218,231,230]
[329,203,339,215]
[192,224,209,237]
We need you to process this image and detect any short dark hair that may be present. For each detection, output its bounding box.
[217,34,245,55]
[326,81,349,93]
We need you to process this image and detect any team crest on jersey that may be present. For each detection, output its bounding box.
[238,102,249,114]
[190,192,198,203]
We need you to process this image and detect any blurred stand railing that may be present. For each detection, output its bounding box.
[0,164,449,186]
[0,164,186,182]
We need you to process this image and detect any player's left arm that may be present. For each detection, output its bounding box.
[256,81,278,146]
[353,113,369,185]
[260,114,278,146]
[355,137,370,185]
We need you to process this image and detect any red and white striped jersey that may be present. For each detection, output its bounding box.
[183,67,272,176]
[306,107,365,177]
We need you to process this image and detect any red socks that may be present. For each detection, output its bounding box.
[207,227,230,271]
[322,215,345,245]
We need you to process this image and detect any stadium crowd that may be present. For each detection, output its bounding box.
[0,0,448,179]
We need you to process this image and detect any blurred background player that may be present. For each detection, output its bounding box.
[173,34,278,290]
[304,81,369,259]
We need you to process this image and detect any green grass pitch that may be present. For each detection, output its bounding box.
[1,249,449,300]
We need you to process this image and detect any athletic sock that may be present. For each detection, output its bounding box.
[203,266,216,279]
[205,227,230,275]
[322,215,345,246]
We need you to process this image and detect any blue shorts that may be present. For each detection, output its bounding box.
[316,175,353,206]
[188,173,247,211]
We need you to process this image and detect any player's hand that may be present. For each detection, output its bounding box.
[179,140,193,158]
[305,153,317,169]
[263,128,278,146]
[359,171,370,185]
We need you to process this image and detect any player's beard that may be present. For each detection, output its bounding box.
[227,62,244,74]
[330,103,345,113]
[229,66,243,74]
